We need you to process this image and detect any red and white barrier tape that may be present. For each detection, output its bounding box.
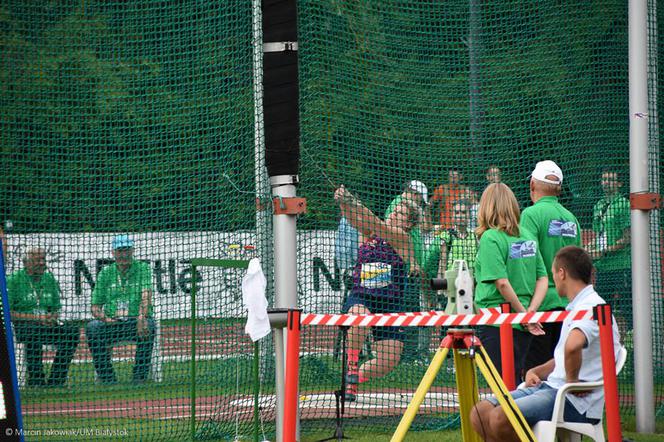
[300,309,592,327]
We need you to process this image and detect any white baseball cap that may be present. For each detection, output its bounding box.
[407,180,428,204]
[531,160,563,185]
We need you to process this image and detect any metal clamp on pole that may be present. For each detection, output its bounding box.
[630,192,662,210]
[268,308,291,329]
[272,197,307,215]
[264,41,299,52]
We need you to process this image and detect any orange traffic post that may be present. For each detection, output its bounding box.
[594,304,622,442]
[283,309,302,442]
[500,302,515,390]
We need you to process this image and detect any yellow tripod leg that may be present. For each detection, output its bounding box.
[474,346,536,442]
[391,347,450,442]
[453,349,482,442]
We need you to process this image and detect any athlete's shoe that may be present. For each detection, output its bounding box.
[344,381,358,402]
[344,372,359,402]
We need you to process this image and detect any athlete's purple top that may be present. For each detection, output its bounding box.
[351,236,406,299]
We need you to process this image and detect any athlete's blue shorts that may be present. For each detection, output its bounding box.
[343,291,406,342]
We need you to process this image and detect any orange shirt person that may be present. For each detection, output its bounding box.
[431,169,474,229]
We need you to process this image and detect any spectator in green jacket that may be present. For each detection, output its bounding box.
[8,248,79,387]
[587,169,631,330]
[85,235,155,384]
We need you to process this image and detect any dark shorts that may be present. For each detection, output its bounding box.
[343,292,407,342]
[477,325,532,384]
[485,383,601,426]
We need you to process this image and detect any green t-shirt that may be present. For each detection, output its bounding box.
[592,194,631,271]
[422,227,477,278]
[385,195,424,266]
[7,269,61,314]
[474,229,547,316]
[92,260,153,318]
[520,196,581,310]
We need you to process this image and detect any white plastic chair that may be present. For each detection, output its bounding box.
[527,346,628,442]
[12,324,26,387]
[150,304,163,382]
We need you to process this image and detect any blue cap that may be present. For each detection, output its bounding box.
[112,235,134,250]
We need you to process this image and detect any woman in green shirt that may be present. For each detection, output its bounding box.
[474,183,548,383]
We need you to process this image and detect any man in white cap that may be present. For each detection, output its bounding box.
[520,160,581,373]
[384,181,431,360]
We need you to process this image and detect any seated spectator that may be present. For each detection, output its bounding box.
[8,248,79,387]
[470,246,622,440]
[86,235,155,384]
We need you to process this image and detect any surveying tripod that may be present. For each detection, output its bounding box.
[391,328,536,442]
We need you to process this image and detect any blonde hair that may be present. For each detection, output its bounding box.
[475,183,520,238]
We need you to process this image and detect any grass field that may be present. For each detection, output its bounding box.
[20,415,664,441]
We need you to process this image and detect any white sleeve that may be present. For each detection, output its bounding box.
[569,319,599,348]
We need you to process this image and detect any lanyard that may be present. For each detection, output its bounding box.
[117,270,129,296]
[26,275,42,309]
[597,197,614,231]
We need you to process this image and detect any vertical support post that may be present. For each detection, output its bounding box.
[629,0,656,432]
[272,176,299,441]
[593,304,622,442]
[499,303,515,390]
[190,264,198,441]
[646,0,663,402]
[253,341,260,442]
[262,0,301,434]
[0,242,24,442]
[283,309,302,442]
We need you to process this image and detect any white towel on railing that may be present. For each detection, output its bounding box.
[242,258,271,342]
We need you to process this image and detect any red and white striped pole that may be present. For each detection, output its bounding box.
[283,309,302,442]
[499,303,515,390]
[594,304,622,442]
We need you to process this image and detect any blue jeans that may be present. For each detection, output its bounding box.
[85,317,155,383]
[486,383,600,426]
